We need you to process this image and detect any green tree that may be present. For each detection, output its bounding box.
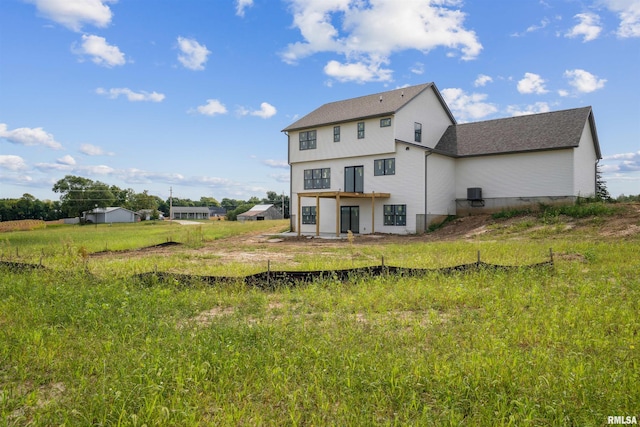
[52,175,115,218]
[595,165,612,201]
[199,196,220,207]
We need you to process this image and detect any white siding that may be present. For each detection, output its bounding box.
[573,122,597,197]
[106,208,135,223]
[455,150,574,198]
[394,87,454,148]
[289,117,395,164]
[426,153,456,216]
[292,144,432,234]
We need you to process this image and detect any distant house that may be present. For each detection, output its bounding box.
[170,206,210,220]
[84,207,138,224]
[237,204,283,221]
[137,209,164,221]
[209,206,227,218]
[282,82,602,236]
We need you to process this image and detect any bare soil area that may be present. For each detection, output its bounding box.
[92,203,640,263]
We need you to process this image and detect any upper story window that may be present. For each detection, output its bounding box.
[304,168,330,190]
[380,118,391,127]
[414,122,422,143]
[357,122,365,139]
[374,158,395,176]
[333,126,340,142]
[299,130,317,150]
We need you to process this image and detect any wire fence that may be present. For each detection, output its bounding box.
[2,250,555,290]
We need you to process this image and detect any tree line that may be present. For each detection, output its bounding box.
[0,175,289,222]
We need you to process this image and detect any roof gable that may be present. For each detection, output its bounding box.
[435,107,600,158]
[282,83,452,132]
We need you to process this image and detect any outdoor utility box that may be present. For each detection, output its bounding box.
[467,187,483,201]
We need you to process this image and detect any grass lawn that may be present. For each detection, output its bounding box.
[1,212,638,425]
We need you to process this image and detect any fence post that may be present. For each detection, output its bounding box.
[477,250,481,265]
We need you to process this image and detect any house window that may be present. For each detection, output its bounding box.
[304,168,330,190]
[414,122,422,143]
[345,166,364,193]
[302,206,317,224]
[374,158,395,176]
[380,118,391,127]
[384,205,406,226]
[357,122,365,139]
[299,130,317,150]
[334,126,340,142]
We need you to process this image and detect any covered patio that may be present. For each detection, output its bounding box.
[296,191,391,237]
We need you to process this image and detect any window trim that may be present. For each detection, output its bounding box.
[299,130,317,150]
[357,122,365,139]
[333,126,340,142]
[384,204,407,226]
[303,168,331,190]
[380,118,391,127]
[374,158,395,176]
[301,206,317,224]
[414,122,422,143]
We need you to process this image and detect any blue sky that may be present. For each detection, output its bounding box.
[1,0,639,202]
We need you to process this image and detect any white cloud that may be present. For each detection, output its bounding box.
[235,0,254,17]
[79,143,113,156]
[565,13,602,42]
[0,155,28,171]
[564,69,606,93]
[57,154,76,165]
[324,59,393,83]
[177,37,211,71]
[96,87,165,102]
[28,0,115,31]
[602,0,640,38]
[505,102,551,116]
[270,172,290,183]
[73,34,125,67]
[474,74,493,87]
[601,150,640,172]
[0,123,63,150]
[410,62,425,75]
[193,99,228,116]
[238,102,278,119]
[517,72,548,94]
[440,88,498,122]
[263,159,288,168]
[282,0,482,83]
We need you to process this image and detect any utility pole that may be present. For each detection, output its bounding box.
[169,186,173,223]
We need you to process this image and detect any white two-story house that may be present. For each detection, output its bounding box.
[282,82,601,236]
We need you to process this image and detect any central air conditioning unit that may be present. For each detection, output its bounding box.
[467,187,484,207]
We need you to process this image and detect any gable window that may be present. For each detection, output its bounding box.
[384,204,406,226]
[304,168,330,190]
[380,118,391,127]
[414,122,422,143]
[302,206,317,224]
[299,130,317,150]
[345,166,364,193]
[357,122,365,139]
[334,126,340,142]
[374,158,395,176]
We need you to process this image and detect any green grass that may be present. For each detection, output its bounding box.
[1,216,639,425]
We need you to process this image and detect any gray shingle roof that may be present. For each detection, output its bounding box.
[435,106,601,158]
[282,82,453,131]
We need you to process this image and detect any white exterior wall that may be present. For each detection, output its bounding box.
[426,153,456,216]
[292,143,435,234]
[289,116,395,164]
[455,150,574,199]
[394,87,454,148]
[573,122,598,197]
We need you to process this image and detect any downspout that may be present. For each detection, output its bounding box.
[424,149,432,233]
[285,131,293,232]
